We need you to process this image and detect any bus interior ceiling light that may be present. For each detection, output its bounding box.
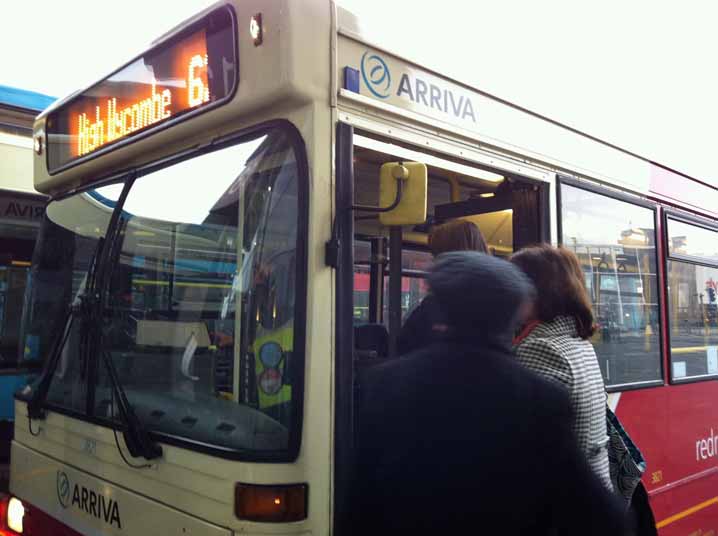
[353,135,504,183]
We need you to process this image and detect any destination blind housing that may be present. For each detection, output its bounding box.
[45,5,237,173]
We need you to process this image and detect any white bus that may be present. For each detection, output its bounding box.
[6,1,718,534]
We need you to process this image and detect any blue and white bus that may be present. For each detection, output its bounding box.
[0,86,53,475]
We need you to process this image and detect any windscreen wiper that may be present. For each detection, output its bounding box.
[25,236,105,419]
[99,346,162,459]
[26,177,161,461]
[93,214,162,460]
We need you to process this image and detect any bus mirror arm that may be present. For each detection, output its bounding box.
[350,164,408,213]
[327,169,406,267]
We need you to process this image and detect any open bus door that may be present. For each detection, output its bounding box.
[351,142,551,362]
[333,122,552,534]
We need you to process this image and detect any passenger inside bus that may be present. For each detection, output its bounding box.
[396,219,488,355]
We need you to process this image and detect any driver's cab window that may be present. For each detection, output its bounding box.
[351,133,547,362]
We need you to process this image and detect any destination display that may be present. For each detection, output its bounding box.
[46,6,236,172]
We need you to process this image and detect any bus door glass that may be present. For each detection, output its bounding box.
[380,248,432,323]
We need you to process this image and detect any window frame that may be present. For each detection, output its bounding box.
[22,119,309,463]
[557,175,665,392]
[664,210,718,267]
[663,208,718,385]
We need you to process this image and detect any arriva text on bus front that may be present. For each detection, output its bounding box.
[76,54,210,157]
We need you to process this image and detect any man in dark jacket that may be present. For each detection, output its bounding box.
[354,252,628,535]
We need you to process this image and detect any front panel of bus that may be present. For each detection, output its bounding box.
[10,1,334,535]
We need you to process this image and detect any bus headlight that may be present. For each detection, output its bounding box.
[7,497,24,533]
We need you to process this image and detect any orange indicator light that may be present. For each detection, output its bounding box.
[235,483,307,523]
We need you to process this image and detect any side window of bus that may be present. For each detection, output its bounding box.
[351,239,432,326]
[381,248,432,323]
[666,217,718,381]
[560,182,662,388]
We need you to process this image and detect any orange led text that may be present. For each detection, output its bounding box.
[76,53,210,157]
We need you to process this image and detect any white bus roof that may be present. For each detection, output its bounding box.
[336,6,709,188]
[336,3,718,213]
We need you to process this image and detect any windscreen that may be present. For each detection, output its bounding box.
[19,186,120,412]
[20,129,304,458]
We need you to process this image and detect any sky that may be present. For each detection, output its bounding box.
[4,0,718,185]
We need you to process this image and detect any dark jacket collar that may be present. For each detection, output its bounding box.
[446,330,515,354]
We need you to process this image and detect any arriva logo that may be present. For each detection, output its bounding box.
[357,49,477,123]
[55,469,122,529]
[361,52,392,99]
[57,471,71,509]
